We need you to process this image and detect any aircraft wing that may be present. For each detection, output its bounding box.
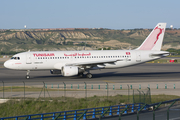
[65,59,124,66]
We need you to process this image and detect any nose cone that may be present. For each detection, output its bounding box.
[4,61,11,69]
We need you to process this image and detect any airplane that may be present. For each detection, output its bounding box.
[4,23,169,79]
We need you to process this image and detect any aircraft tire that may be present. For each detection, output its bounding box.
[86,73,92,79]
[26,75,30,79]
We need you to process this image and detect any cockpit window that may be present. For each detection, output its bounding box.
[11,57,20,60]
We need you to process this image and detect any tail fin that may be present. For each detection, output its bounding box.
[136,23,166,51]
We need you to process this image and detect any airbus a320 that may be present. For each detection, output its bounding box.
[4,23,169,79]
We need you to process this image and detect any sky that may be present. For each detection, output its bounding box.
[0,0,180,29]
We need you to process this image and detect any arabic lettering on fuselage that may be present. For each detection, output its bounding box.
[64,53,91,56]
[33,53,55,57]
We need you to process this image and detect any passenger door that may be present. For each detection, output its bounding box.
[26,53,32,64]
[136,52,141,62]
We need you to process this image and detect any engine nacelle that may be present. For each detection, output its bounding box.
[61,66,78,76]
[50,70,61,74]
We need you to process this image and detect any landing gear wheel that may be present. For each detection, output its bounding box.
[86,73,92,79]
[26,70,30,79]
[78,73,84,77]
[26,75,30,79]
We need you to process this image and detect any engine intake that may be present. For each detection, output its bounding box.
[61,66,78,76]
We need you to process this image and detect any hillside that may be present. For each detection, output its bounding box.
[0,29,180,53]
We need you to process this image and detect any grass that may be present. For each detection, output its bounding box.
[147,59,180,64]
[0,94,179,118]
[167,55,180,57]
[0,86,88,92]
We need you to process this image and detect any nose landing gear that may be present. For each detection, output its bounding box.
[26,70,30,79]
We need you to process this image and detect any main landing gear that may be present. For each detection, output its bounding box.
[26,70,30,79]
[86,70,92,79]
[78,72,93,78]
[86,73,92,79]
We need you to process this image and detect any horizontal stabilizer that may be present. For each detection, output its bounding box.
[150,51,169,57]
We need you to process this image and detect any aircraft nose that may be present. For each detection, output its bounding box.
[4,61,11,69]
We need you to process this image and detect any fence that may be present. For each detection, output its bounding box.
[0,103,144,120]
[0,81,180,120]
[0,98,180,120]
[133,87,151,104]
[0,81,179,102]
[0,81,153,102]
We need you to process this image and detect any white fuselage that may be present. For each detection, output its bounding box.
[4,50,168,70]
[3,23,169,78]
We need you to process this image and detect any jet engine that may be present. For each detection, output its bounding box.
[50,70,61,74]
[61,66,78,76]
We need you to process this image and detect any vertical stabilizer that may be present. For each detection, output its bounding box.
[137,23,166,51]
